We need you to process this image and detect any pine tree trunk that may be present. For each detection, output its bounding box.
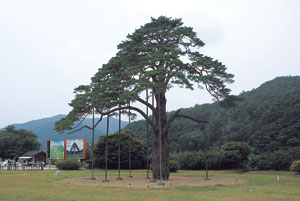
[151,93,170,180]
[152,130,170,180]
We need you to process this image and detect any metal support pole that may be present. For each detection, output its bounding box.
[158,93,165,186]
[150,90,156,183]
[116,104,122,180]
[203,124,209,180]
[146,88,150,179]
[90,108,96,180]
[103,114,109,182]
[128,102,132,178]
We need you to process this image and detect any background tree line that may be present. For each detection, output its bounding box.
[0,126,40,161]
[128,76,300,170]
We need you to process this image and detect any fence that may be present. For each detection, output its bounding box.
[0,162,44,171]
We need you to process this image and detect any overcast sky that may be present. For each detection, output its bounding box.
[0,0,300,128]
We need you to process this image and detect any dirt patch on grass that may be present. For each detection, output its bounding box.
[59,176,247,188]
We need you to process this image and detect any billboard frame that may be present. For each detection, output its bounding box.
[46,138,87,160]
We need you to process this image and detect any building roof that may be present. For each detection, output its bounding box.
[21,150,46,156]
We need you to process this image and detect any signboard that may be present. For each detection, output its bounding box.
[46,138,86,159]
[49,140,65,159]
[66,138,86,159]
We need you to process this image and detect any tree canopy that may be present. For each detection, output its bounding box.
[0,126,40,160]
[55,16,234,133]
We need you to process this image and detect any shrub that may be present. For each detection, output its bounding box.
[171,150,226,170]
[273,150,293,170]
[94,130,146,169]
[55,160,81,170]
[221,142,251,169]
[290,160,300,173]
[171,151,204,170]
[207,150,225,170]
[169,160,180,172]
[248,155,260,170]
[256,152,276,170]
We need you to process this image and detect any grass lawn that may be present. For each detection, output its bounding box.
[0,169,299,201]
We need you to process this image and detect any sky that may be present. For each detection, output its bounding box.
[66,139,84,151]
[0,0,300,128]
[51,141,64,147]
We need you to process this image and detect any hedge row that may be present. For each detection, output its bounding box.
[171,150,233,170]
[171,148,300,171]
[249,148,300,171]
[55,160,81,170]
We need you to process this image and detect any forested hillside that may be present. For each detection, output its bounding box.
[129,76,300,154]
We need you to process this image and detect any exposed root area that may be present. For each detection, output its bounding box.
[59,176,247,188]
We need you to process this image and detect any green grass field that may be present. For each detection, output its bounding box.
[0,169,299,201]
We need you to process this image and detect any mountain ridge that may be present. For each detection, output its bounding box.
[4,114,128,151]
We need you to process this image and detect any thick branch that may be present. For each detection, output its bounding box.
[137,97,157,115]
[68,125,92,134]
[163,109,182,134]
[177,114,209,124]
[71,110,92,130]
[97,105,155,131]
[163,109,208,134]
[204,83,221,101]
[68,112,104,134]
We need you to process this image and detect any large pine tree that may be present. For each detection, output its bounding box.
[55,16,234,180]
